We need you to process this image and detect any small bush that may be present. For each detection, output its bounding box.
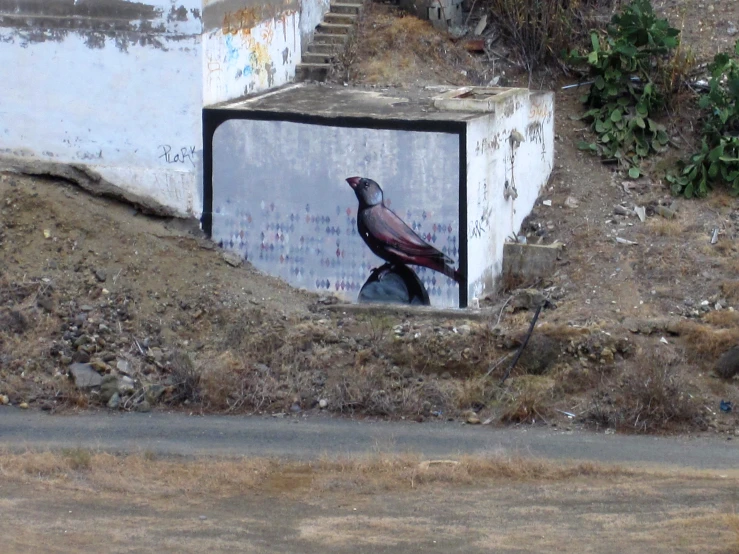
[586,352,705,432]
[486,0,593,69]
[568,0,685,177]
[63,447,92,471]
[667,41,739,197]
[169,350,200,403]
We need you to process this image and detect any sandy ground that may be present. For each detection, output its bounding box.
[2,457,738,553]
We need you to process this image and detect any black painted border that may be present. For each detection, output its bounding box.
[202,108,469,308]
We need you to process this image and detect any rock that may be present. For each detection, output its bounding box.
[600,347,615,364]
[19,402,29,409]
[73,335,91,348]
[100,375,119,403]
[418,460,460,470]
[503,243,562,288]
[474,14,487,35]
[563,196,579,209]
[107,392,120,409]
[716,347,739,379]
[465,411,481,425]
[118,376,135,395]
[69,362,103,389]
[290,403,302,413]
[318,399,328,409]
[614,205,632,216]
[80,305,94,312]
[72,351,91,363]
[510,288,547,311]
[145,384,166,404]
[221,251,243,267]
[655,205,676,219]
[147,348,164,364]
[90,360,109,373]
[136,400,152,413]
[116,359,132,375]
[94,269,107,282]
[0,395,9,405]
[37,294,54,312]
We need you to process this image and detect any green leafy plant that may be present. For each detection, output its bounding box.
[568,0,681,178]
[667,41,739,197]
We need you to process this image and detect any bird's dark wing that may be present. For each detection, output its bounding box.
[364,205,454,264]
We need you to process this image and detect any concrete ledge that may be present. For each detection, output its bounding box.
[321,302,493,321]
[502,242,562,288]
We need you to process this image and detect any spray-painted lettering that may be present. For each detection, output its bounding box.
[158,145,197,166]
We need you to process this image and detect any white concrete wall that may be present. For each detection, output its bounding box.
[299,0,331,50]
[202,0,330,105]
[0,0,332,217]
[0,0,204,216]
[465,91,555,302]
[203,12,301,105]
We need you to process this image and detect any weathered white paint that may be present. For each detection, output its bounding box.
[299,0,330,50]
[203,12,301,105]
[1,0,332,217]
[0,13,204,216]
[465,91,555,302]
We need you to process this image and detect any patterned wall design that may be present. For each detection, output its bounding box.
[211,119,461,307]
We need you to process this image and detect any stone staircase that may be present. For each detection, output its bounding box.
[295,1,364,82]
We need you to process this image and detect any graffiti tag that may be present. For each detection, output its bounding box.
[158,145,197,166]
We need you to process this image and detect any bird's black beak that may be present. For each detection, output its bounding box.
[346,177,360,189]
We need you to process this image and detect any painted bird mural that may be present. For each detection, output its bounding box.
[346,176,463,284]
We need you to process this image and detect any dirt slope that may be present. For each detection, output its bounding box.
[1,1,738,433]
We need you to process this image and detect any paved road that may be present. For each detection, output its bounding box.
[1,406,736,469]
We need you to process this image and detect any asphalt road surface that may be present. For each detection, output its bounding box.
[1,407,736,468]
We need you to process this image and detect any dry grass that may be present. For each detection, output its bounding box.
[0,449,675,498]
[722,280,739,302]
[725,513,739,554]
[646,217,684,237]
[498,375,556,423]
[349,5,477,85]
[704,310,739,329]
[677,321,739,360]
[483,0,600,69]
[586,350,705,433]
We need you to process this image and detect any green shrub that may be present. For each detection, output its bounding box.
[568,0,681,178]
[667,41,739,197]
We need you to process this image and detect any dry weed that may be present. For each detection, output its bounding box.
[677,321,739,360]
[350,5,475,85]
[498,375,556,423]
[586,350,705,433]
[2,449,731,502]
[169,349,200,403]
[483,0,598,70]
[647,218,684,236]
[725,512,739,554]
[704,310,739,329]
[721,280,739,302]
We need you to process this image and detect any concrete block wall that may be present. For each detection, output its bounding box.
[0,0,330,217]
[464,90,555,299]
[204,85,555,308]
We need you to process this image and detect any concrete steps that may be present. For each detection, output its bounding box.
[295,1,364,82]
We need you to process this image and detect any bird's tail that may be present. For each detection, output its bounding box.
[443,265,465,285]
